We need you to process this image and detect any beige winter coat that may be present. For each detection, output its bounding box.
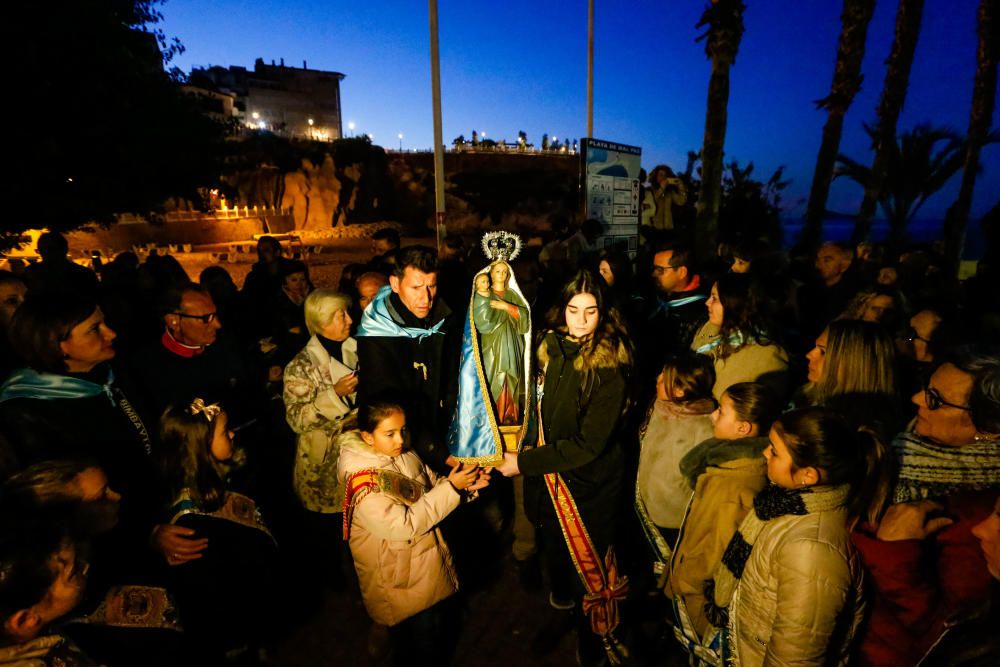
[690,322,790,400]
[667,456,767,636]
[337,431,460,626]
[728,504,865,667]
[283,335,357,512]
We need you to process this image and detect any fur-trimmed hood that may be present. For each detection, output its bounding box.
[537,330,632,375]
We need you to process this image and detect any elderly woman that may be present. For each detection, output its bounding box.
[691,272,789,400]
[852,354,1000,666]
[283,288,358,585]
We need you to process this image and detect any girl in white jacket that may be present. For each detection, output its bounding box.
[337,397,489,663]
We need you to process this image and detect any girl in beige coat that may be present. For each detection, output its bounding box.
[668,382,781,639]
[338,398,489,662]
[703,408,885,667]
[692,273,789,400]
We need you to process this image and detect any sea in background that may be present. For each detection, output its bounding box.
[782,216,986,259]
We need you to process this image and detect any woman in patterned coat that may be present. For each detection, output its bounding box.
[283,289,358,586]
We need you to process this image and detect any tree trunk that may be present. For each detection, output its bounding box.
[802,0,876,253]
[693,0,745,265]
[852,0,925,245]
[696,57,731,263]
[944,0,999,276]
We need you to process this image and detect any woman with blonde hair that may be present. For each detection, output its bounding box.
[802,319,899,438]
[283,288,359,587]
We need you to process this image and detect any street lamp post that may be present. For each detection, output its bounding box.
[398,133,404,151]
[348,121,355,136]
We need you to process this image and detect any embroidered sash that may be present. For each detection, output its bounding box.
[170,490,275,543]
[536,394,629,663]
[634,490,673,574]
[342,467,426,539]
[69,585,182,632]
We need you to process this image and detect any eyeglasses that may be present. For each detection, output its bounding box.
[923,385,970,411]
[173,312,218,324]
[652,264,677,276]
[905,328,930,344]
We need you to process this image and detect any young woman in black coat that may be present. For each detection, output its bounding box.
[497,270,633,664]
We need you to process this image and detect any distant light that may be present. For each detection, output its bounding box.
[348,121,356,130]
[368,133,374,140]
[398,133,403,139]
[257,120,266,129]
[251,111,260,120]
[552,136,557,142]
[308,118,314,126]
[66,177,73,183]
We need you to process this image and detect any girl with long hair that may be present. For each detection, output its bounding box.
[158,398,278,661]
[496,270,633,664]
[801,319,900,439]
[691,273,790,400]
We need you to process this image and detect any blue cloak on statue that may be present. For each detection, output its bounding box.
[446,262,536,465]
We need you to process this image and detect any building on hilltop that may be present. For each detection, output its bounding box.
[187,57,345,141]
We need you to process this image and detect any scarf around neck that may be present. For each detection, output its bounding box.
[705,483,850,627]
[355,285,445,340]
[892,430,1000,504]
[0,367,117,405]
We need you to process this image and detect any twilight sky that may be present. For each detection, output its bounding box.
[162,0,999,229]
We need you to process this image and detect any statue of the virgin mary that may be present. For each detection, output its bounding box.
[447,232,536,465]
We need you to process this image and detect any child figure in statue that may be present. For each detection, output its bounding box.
[473,261,529,425]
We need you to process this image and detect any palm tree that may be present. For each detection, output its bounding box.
[837,124,969,251]
[943,0,1000,275]
[801,0,876,252]
[852,0,926,244]
[694,0,746,264]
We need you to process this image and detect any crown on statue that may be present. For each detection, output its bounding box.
[481,231,522,263]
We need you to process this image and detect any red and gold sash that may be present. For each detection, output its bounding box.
[537,399,628,658]
[343,467,426,540]
[544,472,629,637]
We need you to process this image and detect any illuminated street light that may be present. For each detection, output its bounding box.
[257,120,266,130]
[398,133,403,151]
[252,111,260,120]
[307,118,314,126]
[348,121,355,136]
[368,133,374,141]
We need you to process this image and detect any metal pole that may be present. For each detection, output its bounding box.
[587,0,594,139]
[429,0,446,253]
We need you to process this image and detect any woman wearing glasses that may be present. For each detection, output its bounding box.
[852,354,1000,666]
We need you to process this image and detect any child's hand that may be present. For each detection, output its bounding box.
[447,461,481,491]
[467,468,492,492]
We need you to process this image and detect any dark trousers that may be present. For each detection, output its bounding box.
[389,598,454,666]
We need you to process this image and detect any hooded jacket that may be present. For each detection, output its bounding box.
[337,430,460,626]
[667,436,769,637]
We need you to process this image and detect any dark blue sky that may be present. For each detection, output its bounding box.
[163,0,999,224]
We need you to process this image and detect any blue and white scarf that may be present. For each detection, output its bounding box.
[0,367,117,405]
[355,285,445,340]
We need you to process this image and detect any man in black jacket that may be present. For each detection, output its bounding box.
[634,242,708,400]
[355,246,460,470]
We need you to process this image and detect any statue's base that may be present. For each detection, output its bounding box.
[499,425,521,453]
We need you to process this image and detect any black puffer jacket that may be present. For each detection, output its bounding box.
[519,331,629,546]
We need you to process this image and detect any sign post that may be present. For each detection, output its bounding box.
[581,138,642,254]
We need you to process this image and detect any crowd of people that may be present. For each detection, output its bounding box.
[0,221,998,667]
